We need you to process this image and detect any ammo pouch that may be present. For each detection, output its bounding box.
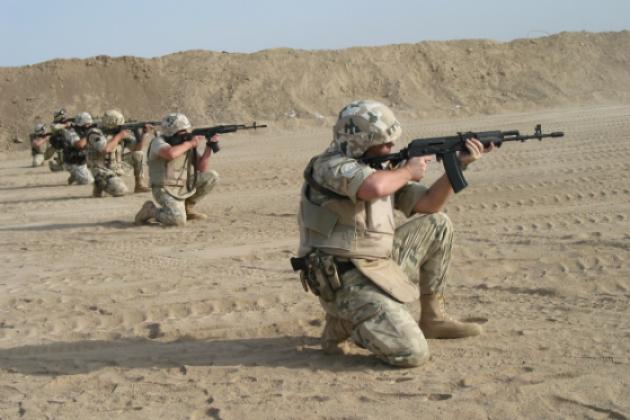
[290,251,343,302]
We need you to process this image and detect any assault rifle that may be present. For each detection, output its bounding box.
[120,120,161,131]
[361,124,564,193]
[170,122,268,152]
[102,120,161,136]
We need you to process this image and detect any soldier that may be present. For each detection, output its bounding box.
[296,100,494,367]
[134,112,219,226]
[46,108,72,172]
[63,112,94,185]
[30,123,49,167]
[88,109,152,197]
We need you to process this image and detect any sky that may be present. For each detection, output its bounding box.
[1,0,629,67]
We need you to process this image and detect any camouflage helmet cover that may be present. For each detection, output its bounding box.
[33,123,47,136]
[53,108,69,123]
[101,109,125,130]
[74,112,94,127]
[332,100,402,158]
[161,112,191,137]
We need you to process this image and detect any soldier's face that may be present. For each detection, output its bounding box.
[364,141,395,158]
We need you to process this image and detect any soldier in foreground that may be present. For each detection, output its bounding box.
[88,109,152,197]
[29,123,49,167]
[295,100,493,367]
[134,113,219,226]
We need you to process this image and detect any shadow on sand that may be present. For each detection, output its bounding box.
[0,220,136,232]
[0,335,381,376]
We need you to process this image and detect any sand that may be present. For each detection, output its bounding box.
[0,103,628,419]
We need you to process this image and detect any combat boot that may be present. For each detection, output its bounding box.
[185,199,207,221]
[419,294,483,339]
[321,314,352,355]
[134,200,157,225]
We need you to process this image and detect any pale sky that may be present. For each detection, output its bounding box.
[1,0,628,67]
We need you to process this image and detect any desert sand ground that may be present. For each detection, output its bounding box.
[0,104,628,419]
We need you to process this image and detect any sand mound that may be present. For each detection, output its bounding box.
[1,31,629,150]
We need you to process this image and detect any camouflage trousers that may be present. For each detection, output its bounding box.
[319,212,454,367]
[32,153,45,167]
[92,167,128,197]
[151,170,219,226]
[65,163,94,185]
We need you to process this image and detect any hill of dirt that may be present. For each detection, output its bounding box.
[1,30,629,149]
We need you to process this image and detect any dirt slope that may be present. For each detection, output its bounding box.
[1,30,629,149]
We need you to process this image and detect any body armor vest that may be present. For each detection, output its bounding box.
[298,154,419,303]
[148,137,196,199]
[298,157,395,259]
[87,129,123,171]
[62,128,87,165]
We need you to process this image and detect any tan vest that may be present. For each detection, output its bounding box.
[298,158,419,303]
[148,137,196,199]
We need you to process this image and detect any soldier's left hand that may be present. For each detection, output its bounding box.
[458,138,495,167]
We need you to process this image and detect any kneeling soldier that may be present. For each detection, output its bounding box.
[134,112,219,226]
[30,123,49,167]
[89,109,152,197]
[296,100,493,368]
[63,112,94,185]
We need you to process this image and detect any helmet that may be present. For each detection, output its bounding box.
[74,112,94,127]
[34,123,47,136]
[53,108,69,123]
[101,109,125,130]
[332,100,401,158]
[161,112,191,137]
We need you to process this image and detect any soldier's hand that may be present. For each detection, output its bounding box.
[458,138,494,168]
[403,156,431,181]
[142,124,155,134]
[190,135,205,147]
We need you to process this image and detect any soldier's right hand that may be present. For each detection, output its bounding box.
[403,156,431,181]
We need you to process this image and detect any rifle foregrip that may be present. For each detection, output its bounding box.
[442,152,468,193]
[210,142,220,153]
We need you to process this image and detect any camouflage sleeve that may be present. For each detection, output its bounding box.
[313,154,375,203]
[394,182,429,217]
